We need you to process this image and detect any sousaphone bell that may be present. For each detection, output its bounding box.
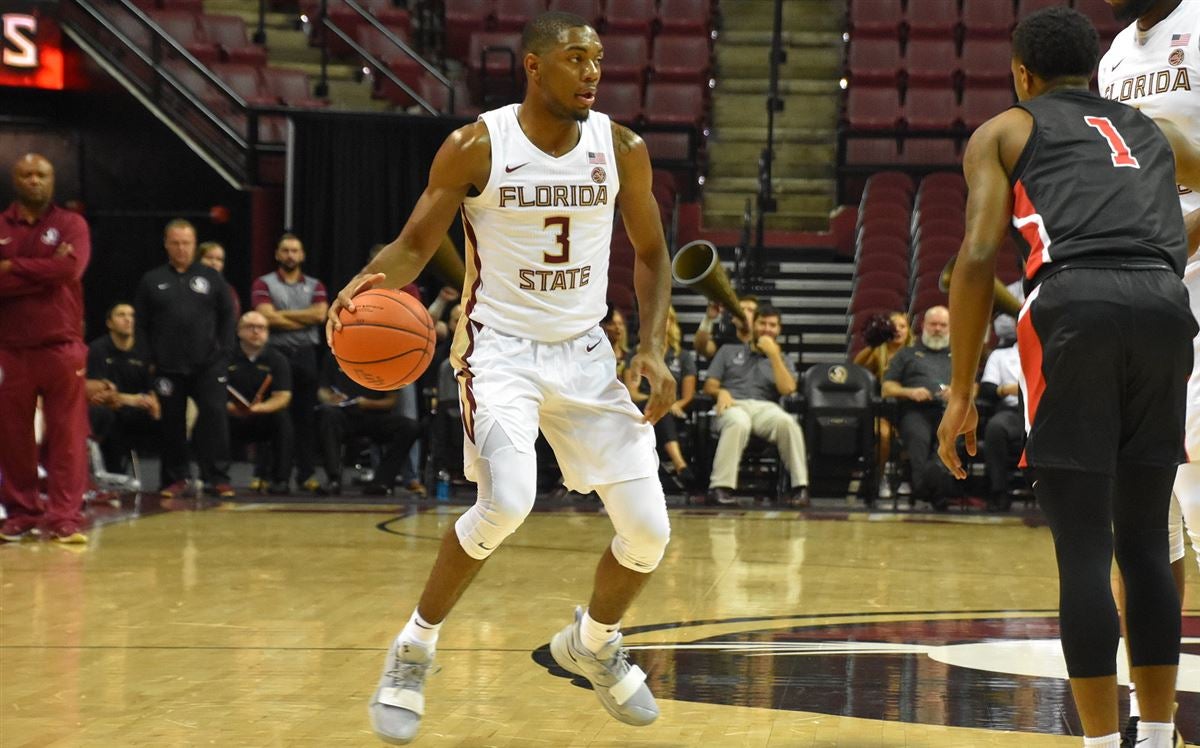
[670,239,742,314]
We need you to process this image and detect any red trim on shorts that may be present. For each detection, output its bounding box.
[1013,180,1047,282]
[1016,293,1044,469]
[458,208,484,444]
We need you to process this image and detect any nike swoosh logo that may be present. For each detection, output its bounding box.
[586,340,602,352]
[1112,58,1125,70]
[0,237,11,245]
[505,162,528,173]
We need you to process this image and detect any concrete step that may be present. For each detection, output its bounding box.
[699,210,833,232]
[716,42,843,79]
[706,176,834,196]
[714,125,837,143]
[716,77,842,96]
[712,93,840,129]
[707,141,836,179]
[720,0,848,34]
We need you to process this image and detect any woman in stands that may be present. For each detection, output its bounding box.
[854,310,912,499]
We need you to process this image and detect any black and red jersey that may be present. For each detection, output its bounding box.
[1010,88,1187,286]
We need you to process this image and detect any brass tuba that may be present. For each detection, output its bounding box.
[938,254,1024,317]
[670,239,742,313]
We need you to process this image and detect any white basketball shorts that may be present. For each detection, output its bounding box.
[456,323,659,493]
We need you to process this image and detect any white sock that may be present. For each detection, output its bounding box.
[1129,683,1140,719]
[580,609,620,654]
[1136,721,1175,747]
[1082,734,1119,747]
[399,609,442,651]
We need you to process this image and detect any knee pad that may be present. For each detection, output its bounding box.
[454,429,537,560]
[597,476,670,572]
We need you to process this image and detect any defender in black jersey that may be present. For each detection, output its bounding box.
[935,8,1195,745]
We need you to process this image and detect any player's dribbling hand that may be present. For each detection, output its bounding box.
[936,394,977,480]
[629,352,675,425]
[326,271,388,343]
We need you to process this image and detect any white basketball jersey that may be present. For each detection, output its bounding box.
[458,104,618,343]
[1099,1,1200,234]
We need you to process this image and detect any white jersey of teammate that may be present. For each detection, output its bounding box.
[1101,1,1200,562]
[458,104,618,343]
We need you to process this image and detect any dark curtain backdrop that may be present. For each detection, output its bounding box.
[289,113,471,298]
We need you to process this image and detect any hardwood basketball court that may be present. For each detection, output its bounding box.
[3,497,1197,746]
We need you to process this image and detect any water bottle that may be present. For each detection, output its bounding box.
[435,470,451,502]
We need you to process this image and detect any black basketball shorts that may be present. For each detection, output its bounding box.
[1016,267,1197,474]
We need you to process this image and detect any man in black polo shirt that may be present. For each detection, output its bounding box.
[87,302,160,474]
[882,305,961,507]
[134,219,235,498]
[314,351,421,496]
[226,311,293,493]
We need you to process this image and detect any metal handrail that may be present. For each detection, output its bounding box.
[320,20,441,115]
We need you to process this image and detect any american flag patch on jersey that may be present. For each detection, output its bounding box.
[587,151,607,165]
[1170,33,1191,46]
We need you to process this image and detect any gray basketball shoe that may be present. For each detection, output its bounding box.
[549,606,659,726]
[368,637,433,745]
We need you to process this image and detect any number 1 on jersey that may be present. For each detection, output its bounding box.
[544,216,571,264]
[1084,116,1141,169]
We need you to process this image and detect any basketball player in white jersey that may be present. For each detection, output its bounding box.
[1099,2,1200,744]
[327,12,676,745]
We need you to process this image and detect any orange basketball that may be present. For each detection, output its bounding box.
[331,288,436,391]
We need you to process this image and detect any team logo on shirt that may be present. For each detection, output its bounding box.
[189,276,211,295]
[155,377,173,397]
[40,227,59,245]
[1169,48,1185,66]
[591,167,606,184]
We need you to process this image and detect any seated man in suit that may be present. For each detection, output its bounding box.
[226,311,293,493]
[87,302,160,474]
[703,305,810,507]
[314,351,422,496]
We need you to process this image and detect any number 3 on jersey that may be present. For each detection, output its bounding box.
[544,216,570,264]
[1084,116,1140,169]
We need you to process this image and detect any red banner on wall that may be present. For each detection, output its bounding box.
[0,5,64,90]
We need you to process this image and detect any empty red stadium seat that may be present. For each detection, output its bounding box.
[494,0,543,32]
[1073,0,1124,38]
[149,10,220,64]
[651,35,711,84]
[961,2,1013,38]
[864,170,916,197]
[356,24,412,65]
[846,86,901,130]
[904,87,959,130]
[599,81,643,124]
[604,0,656,40]
[862,186,911,211]
[961,87,1015,129]
[921,171,967,194]
[212,62,277,107]
[159,0,204,12]
[960,39,1013,88]
[644,82,705,126]
[849,0,902,39]
[905,0,959,39]
[851,288,907,314]
[445,0,493,61]
[847,39,901,86]
[857,235,910,262]
[417,73,477,116]
[904,39,958,87]
[859,201,910,227]
[658,0,712,36]
[262,66,327,107]
[601,35,649,82]
[1017,0,1064,19]
[468,31,523,105]
[202,15,267,66]
[845,138,903,165]
[547,0,601,25]
[901,138,960,165]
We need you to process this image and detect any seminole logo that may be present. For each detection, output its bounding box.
[534,613,1200,737]
[1170,48,1185,66]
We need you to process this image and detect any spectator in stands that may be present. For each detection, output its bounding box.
[314,351,422,496]
[694,295,758,360]
[979,337,1023,512]
[853,310,913,499]
[990,278,1026,345]
[226,311,293,494]
[602,303,630,379]
[702,305,810,507]
[625,305,697,490]
[135,219,235,499]
[881,306,965,509]
[0,153,92,544]
[87,302,160,474]
[429,286,461,342]
[250,233,327,493]
[198,241,242,321]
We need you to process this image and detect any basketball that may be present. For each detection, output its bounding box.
[331,288,436,391]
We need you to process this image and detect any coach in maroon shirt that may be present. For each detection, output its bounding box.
[0,153,91,544]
